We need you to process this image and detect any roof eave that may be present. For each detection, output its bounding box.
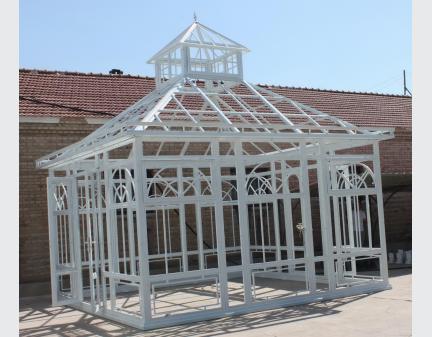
[36,128,394,170]
[147,43,249,64]
[36,134,135,170]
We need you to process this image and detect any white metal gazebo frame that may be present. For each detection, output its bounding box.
[37,20,394,330]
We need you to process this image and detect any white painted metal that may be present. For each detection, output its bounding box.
[39,19,393,330]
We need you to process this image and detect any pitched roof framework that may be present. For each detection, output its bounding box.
[36,76,393,168]
[36,19,393,169]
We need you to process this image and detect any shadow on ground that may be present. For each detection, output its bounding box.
[19,268,411,337]
[20,294,372,337]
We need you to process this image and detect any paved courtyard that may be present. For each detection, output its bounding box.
[19,269,411,337]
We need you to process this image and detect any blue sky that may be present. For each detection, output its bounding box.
[20,0,411,95]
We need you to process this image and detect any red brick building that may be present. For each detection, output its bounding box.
[19,68,412,296]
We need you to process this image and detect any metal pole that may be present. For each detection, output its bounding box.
[372,142,389,284]
[234,142,253,303]
[316,143,336,291]
[210,141,229,309]
[299,142,317,292]
[133,139,152,325]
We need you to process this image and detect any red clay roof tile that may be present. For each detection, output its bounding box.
[19,69,412,130]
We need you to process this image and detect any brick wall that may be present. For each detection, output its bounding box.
[19,119,412,292]
[381,190,412,252]
[380,129,412,174]
[19,119,98,285]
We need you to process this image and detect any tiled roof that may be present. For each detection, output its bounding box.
[19,69,412,130]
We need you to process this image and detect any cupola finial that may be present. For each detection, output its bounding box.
[147,19,249,87]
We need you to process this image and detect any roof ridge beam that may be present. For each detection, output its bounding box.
[288,99,327,134]
[295,102,357,135]
[139,83,182,131]
[253,84,358,135]
[188,79,240,132]
[197,22,249,50]
[171,95,205,132]
[214,96,263,133]
[243,81,303,134]
[220,83,272,133]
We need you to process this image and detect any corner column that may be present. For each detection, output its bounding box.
[299,142,317,292]
[234,142,253,303]
[210,141,229,309]
[317,142,336,291]
[133,139,152,325]
[372,142,389,284]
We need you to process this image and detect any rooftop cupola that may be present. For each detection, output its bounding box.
[147,18,250,87]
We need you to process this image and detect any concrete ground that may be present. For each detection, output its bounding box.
[19,269,411,337]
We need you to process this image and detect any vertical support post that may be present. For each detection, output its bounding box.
[299,142,317,292]
[125,166,136,276]
[234,142,253,304]
[84,173,96,309]
[193,167,205,273]
[68,171,83,302]
[316,143,336,291]
[366,195,372,249]
[155,61,161,87]
[47,177,59,305]
[133,139,153,325]
[95,155,107,309]
[210,141,229,309]
[329,152,344,284]
[177,167,189,272]
[280,161,295,272]
[344,165,357,275]
[270,161,282,265]
[103,153,117,311]
[237,52,244,79]
[89,171,101,309]
[182,46,189,76]
[372,142,389,284]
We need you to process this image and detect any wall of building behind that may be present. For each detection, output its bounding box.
[19,119,412,296]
